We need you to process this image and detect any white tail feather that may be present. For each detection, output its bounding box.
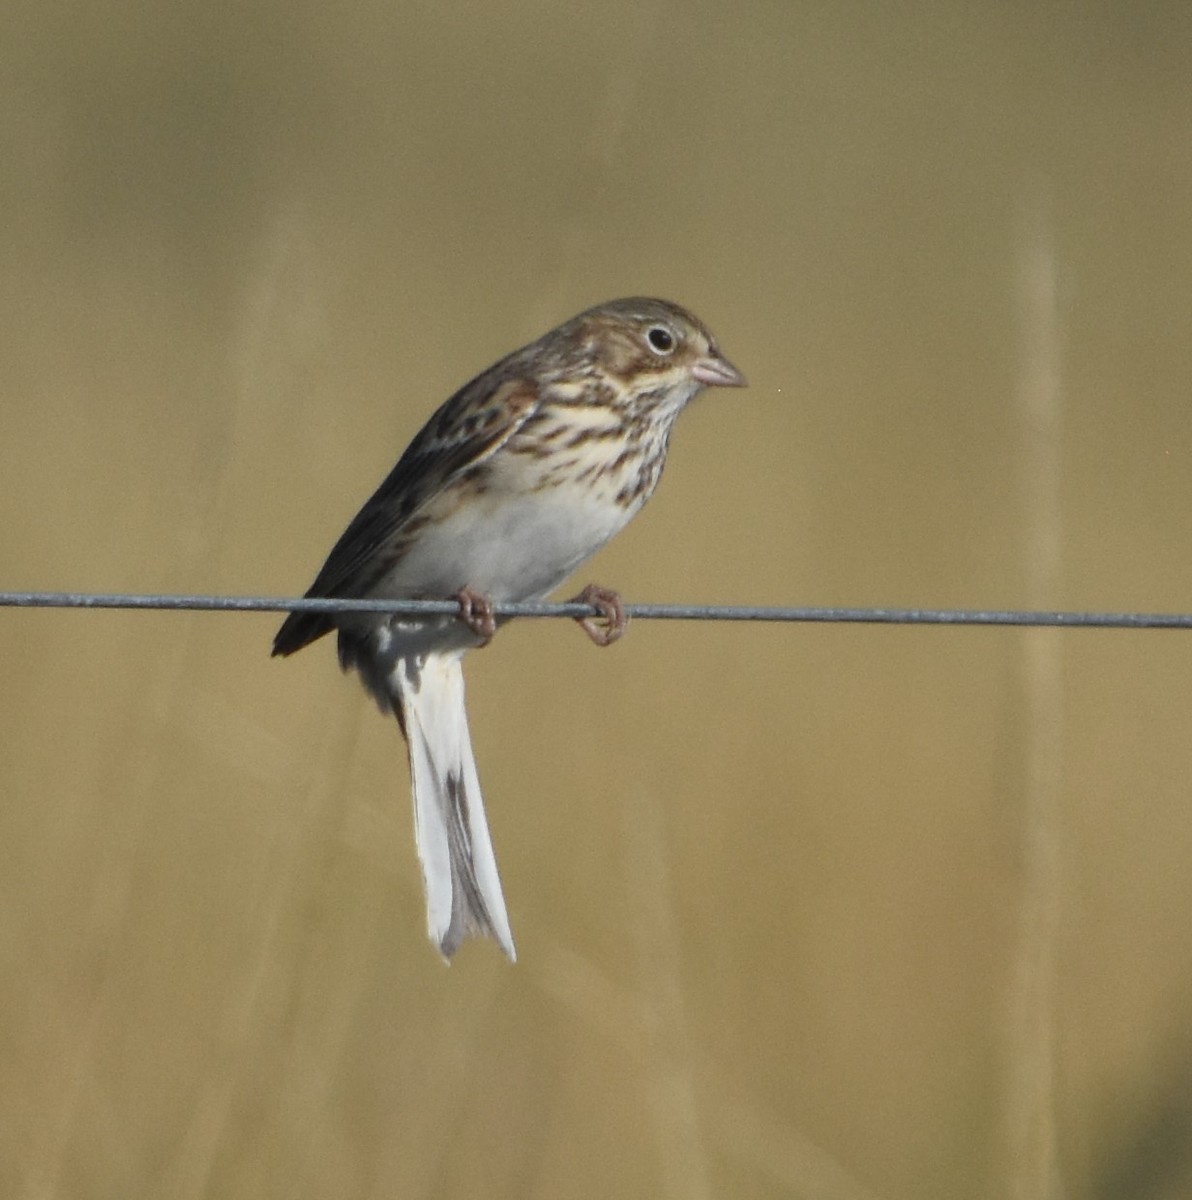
[393,653,515,961]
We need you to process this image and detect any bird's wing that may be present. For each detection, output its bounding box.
[272,372,540,655]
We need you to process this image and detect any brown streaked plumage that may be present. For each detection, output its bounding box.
[273,297,745,960]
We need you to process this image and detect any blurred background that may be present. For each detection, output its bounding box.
[3,2,1192,1197]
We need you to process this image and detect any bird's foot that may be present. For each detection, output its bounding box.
[571,583,627,647]
[455,586,497,646]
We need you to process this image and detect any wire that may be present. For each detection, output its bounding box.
[1,590,1191,628]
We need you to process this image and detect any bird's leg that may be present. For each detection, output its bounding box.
[455,586,497,646]
[571,583,627,647]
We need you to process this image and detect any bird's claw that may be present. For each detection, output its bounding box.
[572,584,627,647]
[455,586,497,646]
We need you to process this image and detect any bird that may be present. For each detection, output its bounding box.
[272,297,746,961]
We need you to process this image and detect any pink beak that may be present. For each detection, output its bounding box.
[692,353,747,388]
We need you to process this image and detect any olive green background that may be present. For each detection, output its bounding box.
[4,3,1192,1197]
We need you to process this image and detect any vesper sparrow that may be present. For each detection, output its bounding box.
[273,298,745,960]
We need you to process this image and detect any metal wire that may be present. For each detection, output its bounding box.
[2,590,1191,628]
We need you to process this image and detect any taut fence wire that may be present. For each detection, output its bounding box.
[2,591,1192,629]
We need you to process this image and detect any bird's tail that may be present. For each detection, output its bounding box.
[390,652,515,961]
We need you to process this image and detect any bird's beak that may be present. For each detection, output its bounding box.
[691,353,747,389]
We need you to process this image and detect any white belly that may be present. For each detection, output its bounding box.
[375,480,639,603]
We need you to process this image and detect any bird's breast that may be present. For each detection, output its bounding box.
[367,424,666,604]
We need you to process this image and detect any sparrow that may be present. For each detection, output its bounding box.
[273,297,745,959]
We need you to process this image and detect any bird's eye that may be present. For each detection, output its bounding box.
[646,325,676,355]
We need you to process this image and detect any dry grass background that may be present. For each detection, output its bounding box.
[4,3,1192,1197]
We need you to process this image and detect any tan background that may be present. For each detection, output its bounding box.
[4,3,1192,1197]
